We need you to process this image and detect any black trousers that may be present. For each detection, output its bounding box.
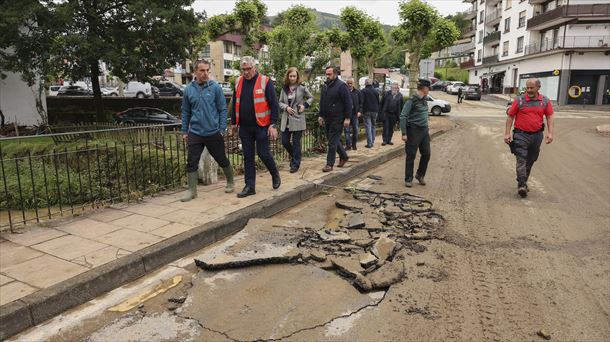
[281,129,303,169]
[239,125,278,189]
[404,125,431,182]
[186,132,230,173]
[382,113,398,143]
[326,121,348,166]
[512,130,543,187]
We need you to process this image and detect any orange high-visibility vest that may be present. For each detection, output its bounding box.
[234,74,271,126]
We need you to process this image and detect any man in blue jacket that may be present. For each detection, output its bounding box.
[180,59,234,202]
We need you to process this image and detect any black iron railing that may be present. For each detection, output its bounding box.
[1,120,332,230]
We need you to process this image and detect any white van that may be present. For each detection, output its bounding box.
[124,81,152,98]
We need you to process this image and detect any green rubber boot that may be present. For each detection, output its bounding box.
[223,165,234,193]
[180,172,198,202]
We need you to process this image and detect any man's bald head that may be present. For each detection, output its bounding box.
[525,78,541,97]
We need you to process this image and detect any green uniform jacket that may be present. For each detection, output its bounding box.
[400,94,429,135]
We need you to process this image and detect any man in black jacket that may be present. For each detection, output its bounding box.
[344,78,362,150]
[318,66,352,172]
[360,79,380,148]
[380,83,404,145]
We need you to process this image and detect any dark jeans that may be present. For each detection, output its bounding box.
[512,130,543,187]
[281,129,303,169]
[186,132,230,173]
[457,94,463,103]
[404,125,431,182]
[326,121,348,166]
[344,114,359,148]
[239,125,278,189]
[382,113,398,143]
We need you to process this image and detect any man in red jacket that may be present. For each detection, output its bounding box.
[504,78,555,198]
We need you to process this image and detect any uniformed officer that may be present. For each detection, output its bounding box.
[400,79,432,188]
[504,78,555,198]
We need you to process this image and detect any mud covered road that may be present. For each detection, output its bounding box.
[13,114,609,341]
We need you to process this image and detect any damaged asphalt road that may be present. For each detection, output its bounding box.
[194,186,445,293]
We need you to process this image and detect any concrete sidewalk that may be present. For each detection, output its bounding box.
[0,118,452,339]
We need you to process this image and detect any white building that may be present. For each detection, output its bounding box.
[463,0,610,105]
[0,72,47,126]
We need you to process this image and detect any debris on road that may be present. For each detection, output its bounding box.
[537,329,552,340]
[194,188,445,292]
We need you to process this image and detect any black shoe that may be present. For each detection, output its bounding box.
[352,145,357,150]
[272,173,281,189]
[518,186,527,198]
[345,146,352,151]
[382,142,387,146]
[237,186,256,198]
[365,145,372,148]
[388,142,394,145]
[289,167,299,173]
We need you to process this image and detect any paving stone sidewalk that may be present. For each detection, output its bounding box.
[0,119,451,338]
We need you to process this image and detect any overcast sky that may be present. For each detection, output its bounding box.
[191,0,470,26]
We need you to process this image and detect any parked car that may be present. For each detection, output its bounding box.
[115,107,180,128]
[101,86,119,96]
[443,81,454,92]
[48,85,62,96]
[123,81,153,98]
[447,82,465,95]
[430,81,446,91]
[155,81,184,97]
[427,95,451,116]
[57,85,92,96]
[219,82,233,97]
[464,85,481,100]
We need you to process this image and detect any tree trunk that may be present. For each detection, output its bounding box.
[90,59,105,122]
[408,53,420,96]
[352,58,359,87]
[367,59,375,80]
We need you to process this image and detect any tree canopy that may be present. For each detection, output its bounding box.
[392,0,460,93]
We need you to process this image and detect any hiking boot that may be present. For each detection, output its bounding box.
[415,174,426,185]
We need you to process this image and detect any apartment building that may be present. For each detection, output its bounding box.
[462,0,610,105]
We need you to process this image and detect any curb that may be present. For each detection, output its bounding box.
[0,129,447,339]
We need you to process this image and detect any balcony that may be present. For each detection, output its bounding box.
[462,25,476,38]
[524,35,610,56]
[482,55,499,64]
[483,31,501,45]
[460,59,475,69]
[528,4,610,31]
[464,7,477,20]
[485,7,502,25]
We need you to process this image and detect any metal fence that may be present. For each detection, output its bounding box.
[0,121,330,230]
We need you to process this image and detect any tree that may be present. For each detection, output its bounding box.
[336,7,388,81]
[0,0,61,124]
[266,5,326,82]
[2,0,201,123]
[392,0,460,94]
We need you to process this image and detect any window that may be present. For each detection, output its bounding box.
[479,10,485,24]
[504,17,511,33]
[478,30,484,43]
[202,44,211,58]
[477,49,482,62]
[506,0,512,10]
[224,41,233,54]
[502,41,509,56]
[516,36,524,53]
[223,60,232,69]
[518,11,526,28]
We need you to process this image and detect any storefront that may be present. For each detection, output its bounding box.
[519,70,560,101]
[566,70,610,105]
